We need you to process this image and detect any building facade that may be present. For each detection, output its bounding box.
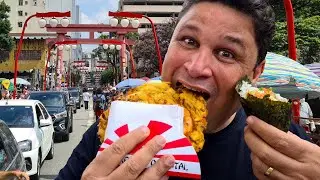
[119,0,184,33]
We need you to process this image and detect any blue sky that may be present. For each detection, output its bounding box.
[76,0,119,52]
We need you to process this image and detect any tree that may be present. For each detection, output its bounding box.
[269,0,320,64]
[0,1,13,62]
[100,69,115,85]
[133,18,177,76]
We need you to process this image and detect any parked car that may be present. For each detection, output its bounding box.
[0,100,54,180]
[28,91,74,142]
[0,120,26,172]
[64,91,77,114]
[69,90,82,109]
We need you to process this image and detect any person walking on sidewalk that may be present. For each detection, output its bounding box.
[93,88,106,121]
[83,88,91,111]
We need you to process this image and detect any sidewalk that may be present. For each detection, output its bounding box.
[86,100,95,128]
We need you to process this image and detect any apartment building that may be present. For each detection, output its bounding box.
[119,0,184,33]
[4,0,53,36]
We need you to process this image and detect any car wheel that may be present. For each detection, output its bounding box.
[46,138,54,160]
[62,131,70,141]
[30,154,41,180]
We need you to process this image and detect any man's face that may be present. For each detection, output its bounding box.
[162,2,265,132]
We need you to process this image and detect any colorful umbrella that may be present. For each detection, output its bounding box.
[257,52,320,99]
[10,78,31,85]
[151,76,161,80]
[305,63,320,77]
[116,78,146,89]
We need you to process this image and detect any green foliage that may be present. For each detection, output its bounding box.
[125,32,139,41]
[100,69,115,85]
[269,0,320,64]
[133,18,177,74]
[0,1,13,52]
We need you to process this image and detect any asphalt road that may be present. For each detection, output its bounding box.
[40,101,95,180]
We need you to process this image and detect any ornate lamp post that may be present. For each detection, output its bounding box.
[283,0,297,61]
[13,11,71,98]
[43,40,77,91]
[108,11,163,74]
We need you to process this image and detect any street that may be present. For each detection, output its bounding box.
[40,102,95,180]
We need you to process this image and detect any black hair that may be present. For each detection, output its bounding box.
[96,88,102,94]
[178,0,275,64]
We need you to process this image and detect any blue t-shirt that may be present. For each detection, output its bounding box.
[55,108,309,180]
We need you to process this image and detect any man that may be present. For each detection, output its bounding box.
[56,1,320,180]
[299,98,314,131]
[83,88,91,111]
[93,88,106,121]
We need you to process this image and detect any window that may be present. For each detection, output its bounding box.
[35,105,43,126]
[25,12,28,16]
[33,0,37,6]
[18,11,23,16]
[25,1,28,5]
[39,104,49,119]
[18,22,23,27]
[19,0,23,6]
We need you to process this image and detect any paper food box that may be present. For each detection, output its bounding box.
[97,101,201,179]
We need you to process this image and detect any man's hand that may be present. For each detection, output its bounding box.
[244,116,320,180]
[81,126,175,180]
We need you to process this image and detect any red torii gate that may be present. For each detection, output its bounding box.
[43,39,136,90]
[44,24,138,89]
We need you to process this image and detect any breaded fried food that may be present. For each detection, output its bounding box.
[98,82,208,152]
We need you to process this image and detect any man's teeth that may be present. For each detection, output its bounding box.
[183,85,204,93]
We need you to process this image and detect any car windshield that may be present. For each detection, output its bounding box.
[68,87,78,91]
[0,106,34,128]
[70,91,79,98]
[29,93,64,107]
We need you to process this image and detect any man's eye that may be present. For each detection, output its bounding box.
[218,50,235,59]
[180,37,199,48]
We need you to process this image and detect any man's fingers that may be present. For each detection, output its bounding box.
[246,116,310,160]
[109,135,166,180]
[86,126,150,177]
[251,153,289,180]
[244,127,300,173]
[138,155,175,180]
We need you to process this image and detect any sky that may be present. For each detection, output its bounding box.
[76,0,119,53]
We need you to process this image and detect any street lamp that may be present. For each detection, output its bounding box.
[109,44,115,50]
[43,40,77,91]
[283,0,297,61]
[109,11,162,74]
[58,45,64,51]
[13,11,71,98]
[103,44,109,50]
[131,19,140,28]
[116,45,122,50]
[109,18,118,27]
[49,18,59,27]
[120,18,130,27]
[72,44,77,50]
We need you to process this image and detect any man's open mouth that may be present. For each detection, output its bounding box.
[176,82,210,101]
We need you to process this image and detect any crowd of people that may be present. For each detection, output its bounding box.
[0,84,40,100]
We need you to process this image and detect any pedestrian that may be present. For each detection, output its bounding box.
[82,88,91,111]
[299,98,314,131]
[56,1,320,180]
[93,88,106,121]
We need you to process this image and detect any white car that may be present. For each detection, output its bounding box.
[0,100,54,180]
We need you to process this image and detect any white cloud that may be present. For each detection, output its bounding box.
[77,0,119,53]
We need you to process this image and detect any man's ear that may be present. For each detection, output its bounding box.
[252,60,265,84]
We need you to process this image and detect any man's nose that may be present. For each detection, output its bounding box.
[184,49,213,78]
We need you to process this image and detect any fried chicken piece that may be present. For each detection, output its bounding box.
[98,82,208,152]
